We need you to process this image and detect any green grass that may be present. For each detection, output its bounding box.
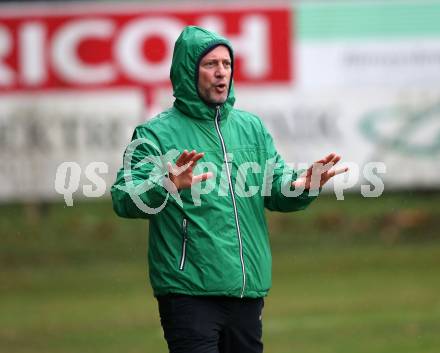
[1,192,440,353]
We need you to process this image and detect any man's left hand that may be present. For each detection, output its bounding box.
[292,153,349,191]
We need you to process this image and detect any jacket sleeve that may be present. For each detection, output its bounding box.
[261,120,320,212]
[110,125,170,219]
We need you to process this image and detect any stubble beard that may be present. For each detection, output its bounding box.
[201,86,228,105]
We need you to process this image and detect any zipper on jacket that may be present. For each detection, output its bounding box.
[214,105,247,298]
[179,218,188,271]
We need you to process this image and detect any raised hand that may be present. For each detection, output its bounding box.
[292,153,349,191]
[167,150,213,191]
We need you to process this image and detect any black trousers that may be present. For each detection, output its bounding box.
[157,295,264,353]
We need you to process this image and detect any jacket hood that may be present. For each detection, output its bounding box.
[170,26,235,120]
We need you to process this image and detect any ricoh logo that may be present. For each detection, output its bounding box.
[0,4,291,92]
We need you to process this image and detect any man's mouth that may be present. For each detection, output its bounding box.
[214,83,227,93]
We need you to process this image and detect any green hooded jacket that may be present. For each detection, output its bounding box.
[111,26,318,298]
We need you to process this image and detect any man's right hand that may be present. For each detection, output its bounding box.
[166,150,213,191]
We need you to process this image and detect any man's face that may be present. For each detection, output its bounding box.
[197,45,232,105]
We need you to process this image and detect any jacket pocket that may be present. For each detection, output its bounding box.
[179,218,189,271]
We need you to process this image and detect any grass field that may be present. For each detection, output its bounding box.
[1,192,440,353]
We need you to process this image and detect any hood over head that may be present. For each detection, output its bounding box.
[170,26,235,120]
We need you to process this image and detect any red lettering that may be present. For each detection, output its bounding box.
[0,5,292,93]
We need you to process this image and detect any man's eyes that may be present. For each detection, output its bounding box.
[203,61,231,68]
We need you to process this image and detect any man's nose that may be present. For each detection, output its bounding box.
[216,64,227,77]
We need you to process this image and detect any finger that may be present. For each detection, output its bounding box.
[328,154,341,167]
[167,162,174,175]
[327,153,340,163]
[179,150,196,166]
[177,150,193,167]
[316,153,335,165]
[334,166,349,176]
[317,154,341,173]
[291,178,306,189]
[302,165,313,178]
[327,167,349,179]
[176,150,189,166]
[189,152,205,166]
[174,160,193,176]
[323,157,340,172]
[192,172,214,184]
[325,153,337,164]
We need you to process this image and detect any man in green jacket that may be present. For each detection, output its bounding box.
[111,26,347,353]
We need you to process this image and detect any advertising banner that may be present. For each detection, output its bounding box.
[0,3,292,202]
[1,1,440,203]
